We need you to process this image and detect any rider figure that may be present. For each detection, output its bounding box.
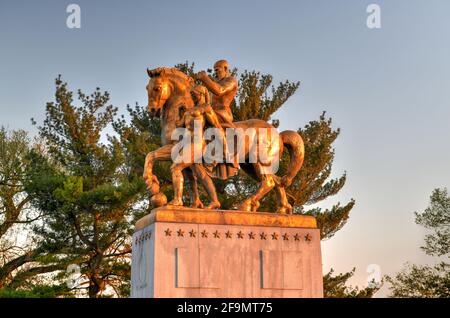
[195,60,237,128]
[196,60,239,175]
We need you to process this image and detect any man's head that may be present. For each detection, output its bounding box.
[214,60,229,80]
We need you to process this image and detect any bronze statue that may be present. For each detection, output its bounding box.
[143,61,304,214]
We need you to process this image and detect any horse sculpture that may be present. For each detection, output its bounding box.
[143,67,304,214]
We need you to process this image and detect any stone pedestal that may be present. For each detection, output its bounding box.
[131,207,323,298]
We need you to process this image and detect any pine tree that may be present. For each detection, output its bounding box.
[323,268,379,298]
[386,188,450,297]
[112,104,169,206]
[0,128,51,288]
[25,76,145,297]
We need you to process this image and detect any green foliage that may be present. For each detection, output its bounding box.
[386,262,450,298]
[25,76,144,297]
[323,268,381,298]
[291,113,353,239]
[53,176,83,203]
[112,104,172,213]
[0,128,31,239]
[174,61,196,77]
[0,284,71,298]
[232,70,299,122]
[415,188,450,257]
[387,188,450,298]
[0,128,50,288]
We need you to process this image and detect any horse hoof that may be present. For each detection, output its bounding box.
[277,204,293,214]
[285,204,293,214]
[151,193,167,207]
[190,200,204,209]
[167,199,183,207]
[238,199,252,212]
[277,207,287,214]
[206,201,221,210]
[251,200,260,212]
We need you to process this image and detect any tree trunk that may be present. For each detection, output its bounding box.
[87,253,104,298]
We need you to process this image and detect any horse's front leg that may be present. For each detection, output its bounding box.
[143,144,173,206]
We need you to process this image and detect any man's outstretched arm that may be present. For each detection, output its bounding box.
[197,72,237,97]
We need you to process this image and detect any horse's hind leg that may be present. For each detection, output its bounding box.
[274,186,293,214]
[238,164,276,212]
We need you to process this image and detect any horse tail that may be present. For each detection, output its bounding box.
[279,130,305,187]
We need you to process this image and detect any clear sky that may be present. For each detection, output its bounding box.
[1,0,449,296]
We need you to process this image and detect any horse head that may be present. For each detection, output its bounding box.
[146,68,171,116]
[146,67,195,116]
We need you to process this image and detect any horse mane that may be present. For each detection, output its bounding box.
[148,67,194,90]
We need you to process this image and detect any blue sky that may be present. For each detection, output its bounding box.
[1,0,449,296]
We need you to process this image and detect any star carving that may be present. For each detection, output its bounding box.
[305,233,312,242]
[138,232,151,243]
[162,227,312,243]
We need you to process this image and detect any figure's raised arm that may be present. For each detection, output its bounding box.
[196,71,237,97]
